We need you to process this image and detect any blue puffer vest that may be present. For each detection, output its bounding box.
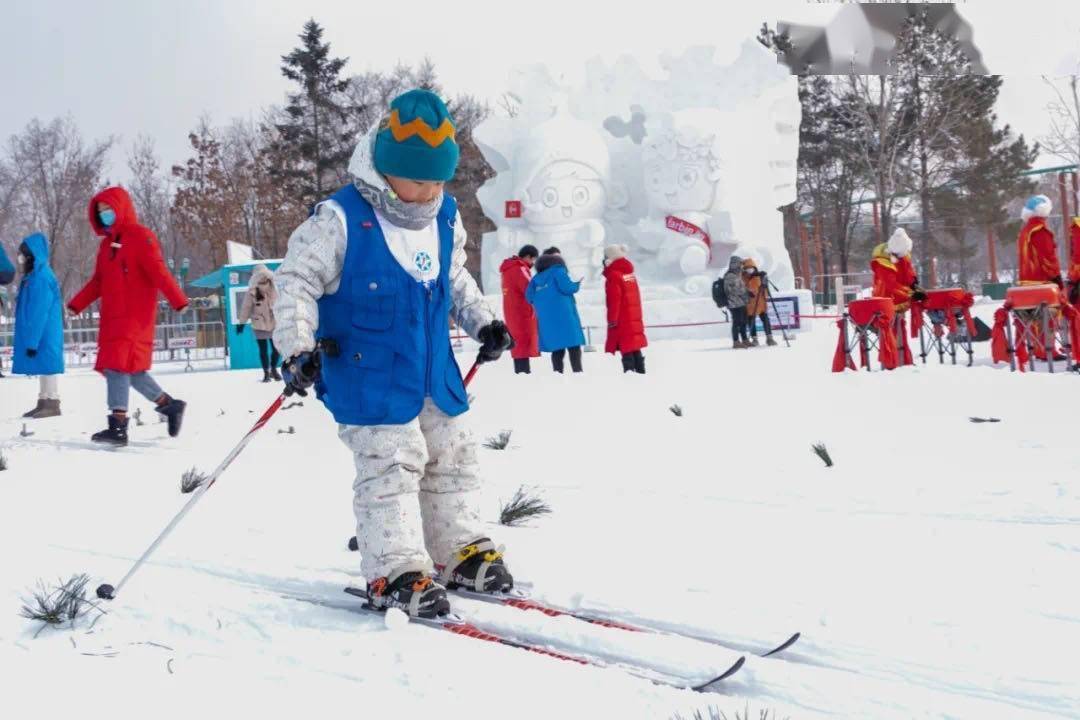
[314,185,469,426]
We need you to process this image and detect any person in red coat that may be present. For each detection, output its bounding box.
[500,245,540,374]
[602,244,647,373]
[1017,195,1062,287]
[870,228,925,312]
[67,186,190,446]
[1066,216,1080,306]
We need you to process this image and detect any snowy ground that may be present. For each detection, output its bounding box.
[2,316,1078,719]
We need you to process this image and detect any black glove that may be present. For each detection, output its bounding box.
[236,324,245,334]
[282,350,321,397]
[911,289,928,302]
[477,320,514,363]
[1050,275,1064,290]
[26,348,37,358]
[1069,281,1079,306]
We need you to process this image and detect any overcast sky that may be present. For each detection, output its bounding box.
[2,0,1079,181]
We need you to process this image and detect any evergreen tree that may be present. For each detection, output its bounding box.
[273,19,351,210]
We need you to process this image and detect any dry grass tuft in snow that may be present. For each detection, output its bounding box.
[483,430,513,450]
[812,442,833,468]
[181,467,208,494]
[499,486,552,527]
[20,574,100,635]
[670,404,684,417]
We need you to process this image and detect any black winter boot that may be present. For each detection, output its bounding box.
[513,358,531,374]
[621,353,635,373]
[32,399,61,418]
[366,568,450,619]
[23,400,44,418]
[155,396,187,438]
[634,351,646,374]
[92,414,129,446]
[261,369,272,383]
[439,538,513,594]
[270,366,282,381]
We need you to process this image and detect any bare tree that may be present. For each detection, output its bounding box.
[4,117,113,297]
[1041,70,1080,169]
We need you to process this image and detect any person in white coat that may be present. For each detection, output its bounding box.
[273,90,514,618]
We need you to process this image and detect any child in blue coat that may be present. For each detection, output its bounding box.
[526,248,586,373]
[13,234,65,417]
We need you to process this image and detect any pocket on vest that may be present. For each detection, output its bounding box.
[342,343,394,417]
[350,274,396,331]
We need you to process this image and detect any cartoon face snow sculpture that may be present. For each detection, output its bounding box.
[492,109,610,283]
[629,111,738,293]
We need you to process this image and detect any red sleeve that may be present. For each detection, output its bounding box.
[1070,225,1080,283]
[137,231,189,310]
[1034,227,1061,280]
[605,274,621,325]
[68,256,102,314]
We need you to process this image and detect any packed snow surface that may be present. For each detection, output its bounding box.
[1,320,1078,719]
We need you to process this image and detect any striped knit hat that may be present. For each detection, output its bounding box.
[373,89,460,182]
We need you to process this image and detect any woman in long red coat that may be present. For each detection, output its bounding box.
[499,245,540,374]
[68,186,190,446]
[602,244,647,373]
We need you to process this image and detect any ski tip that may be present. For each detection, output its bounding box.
[761,631,801,658]
[693,655,745,691]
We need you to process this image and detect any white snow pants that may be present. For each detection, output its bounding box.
[339,398,486,581]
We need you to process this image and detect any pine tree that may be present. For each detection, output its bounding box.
[274,19,351,211]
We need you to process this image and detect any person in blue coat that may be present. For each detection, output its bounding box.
[13,233,64,418]
[526,247,586,373]
[0,245,14,378]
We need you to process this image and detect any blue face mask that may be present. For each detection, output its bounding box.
[99,208,117,227]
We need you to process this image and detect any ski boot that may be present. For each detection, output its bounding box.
[91,415,129,446]
[438,539,513,594]
[366,567,450,619]
[155,396,187,437]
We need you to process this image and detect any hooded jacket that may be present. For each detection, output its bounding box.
[742,258,767,316]
[13,234,64,376]
[870,243,917,310]
[67,187,189,373]
[1017,216,1061,285]
[603,256,647,354]
[238,264,278,333]
[722,256,749,309]
[526,254,585,352]
[500,256,539,359]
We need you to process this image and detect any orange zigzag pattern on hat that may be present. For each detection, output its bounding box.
[387,109,456,147]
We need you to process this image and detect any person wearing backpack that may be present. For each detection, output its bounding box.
[722,256,750,348]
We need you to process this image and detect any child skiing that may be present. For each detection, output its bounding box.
[13,234,65,417]
[68,187,190,446]
[273,89,514,619]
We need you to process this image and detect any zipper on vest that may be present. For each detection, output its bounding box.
[424,284,433,395]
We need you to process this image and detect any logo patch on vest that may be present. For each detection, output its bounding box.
[414,250,434,274]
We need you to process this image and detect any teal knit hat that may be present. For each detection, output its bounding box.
[373,89,459,182]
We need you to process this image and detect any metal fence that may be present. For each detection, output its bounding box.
[0,303,228,371]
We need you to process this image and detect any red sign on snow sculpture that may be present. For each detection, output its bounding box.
[505,200,523,219]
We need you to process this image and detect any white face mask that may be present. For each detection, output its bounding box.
[16,254,25,266]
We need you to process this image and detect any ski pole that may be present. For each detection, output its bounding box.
[96,393,288,601]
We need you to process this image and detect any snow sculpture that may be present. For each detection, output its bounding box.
[476,41,802,335]
[488,105,611,283]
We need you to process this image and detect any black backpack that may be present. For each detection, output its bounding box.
[711,276,728,308]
